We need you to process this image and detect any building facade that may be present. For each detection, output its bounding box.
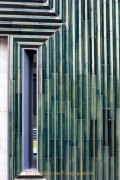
[0,0,120,180]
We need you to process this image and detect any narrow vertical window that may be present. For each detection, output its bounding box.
[22,49,38,170]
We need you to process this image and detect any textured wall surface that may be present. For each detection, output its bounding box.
[38,1,120,180]
[0,37,8,180]
[0,0,120,180]
[9,0,120,179]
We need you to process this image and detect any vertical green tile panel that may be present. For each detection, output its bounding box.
[8,1,120,180]
[38,1,119,179]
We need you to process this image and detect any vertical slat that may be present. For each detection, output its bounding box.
[58,27,64,180]
[103,0,109,180]
[84,0,90,179]
[64,0,70,180]
[15,42,21,176]
[45,40,50,180]
[71,1,76,180]
[38,46,44,173]
[109,0,114,179]
[115,0,120,179]
[51,33,57,180]
[96,0,103,180]
[77,0,83,179]
[90,0,96,179]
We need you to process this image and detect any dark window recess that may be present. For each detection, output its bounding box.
[22,49,37,170]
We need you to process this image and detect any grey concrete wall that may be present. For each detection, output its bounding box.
[0,37,8,179]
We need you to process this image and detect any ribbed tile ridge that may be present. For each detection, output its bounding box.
[0,0,63,38]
